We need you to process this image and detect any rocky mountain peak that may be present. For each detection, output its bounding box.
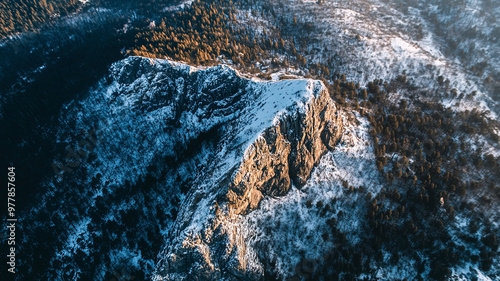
[142,58,344,280]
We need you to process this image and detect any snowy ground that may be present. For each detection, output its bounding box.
[241,112,385,278]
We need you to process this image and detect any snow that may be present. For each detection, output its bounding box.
[55,217,92,260]
[391,37,419,54]
[163,0,194,12]
[373,259,419,280]
[17,49,499,279]
[451,265,494,281]
[237,79,321,151]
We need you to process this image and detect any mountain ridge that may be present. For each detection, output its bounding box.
[17,56,345,280]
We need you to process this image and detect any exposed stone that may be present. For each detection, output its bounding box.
[226,85,343,215]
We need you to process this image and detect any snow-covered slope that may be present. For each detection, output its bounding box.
[238,0,499,117]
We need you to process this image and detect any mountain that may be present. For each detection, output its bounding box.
[18,56,343,280]
[1,0,499,280]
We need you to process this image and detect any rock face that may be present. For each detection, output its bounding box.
[226,87,342,215]
[154,65,343,280]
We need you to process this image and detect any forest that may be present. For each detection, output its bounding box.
[0,0,81,38]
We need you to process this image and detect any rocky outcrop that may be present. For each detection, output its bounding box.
[225,86,342,215]
[155,77,343,281]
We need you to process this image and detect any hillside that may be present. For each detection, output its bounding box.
[0,0,499,280]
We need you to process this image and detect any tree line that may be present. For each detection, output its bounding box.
[0,0,81,38]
